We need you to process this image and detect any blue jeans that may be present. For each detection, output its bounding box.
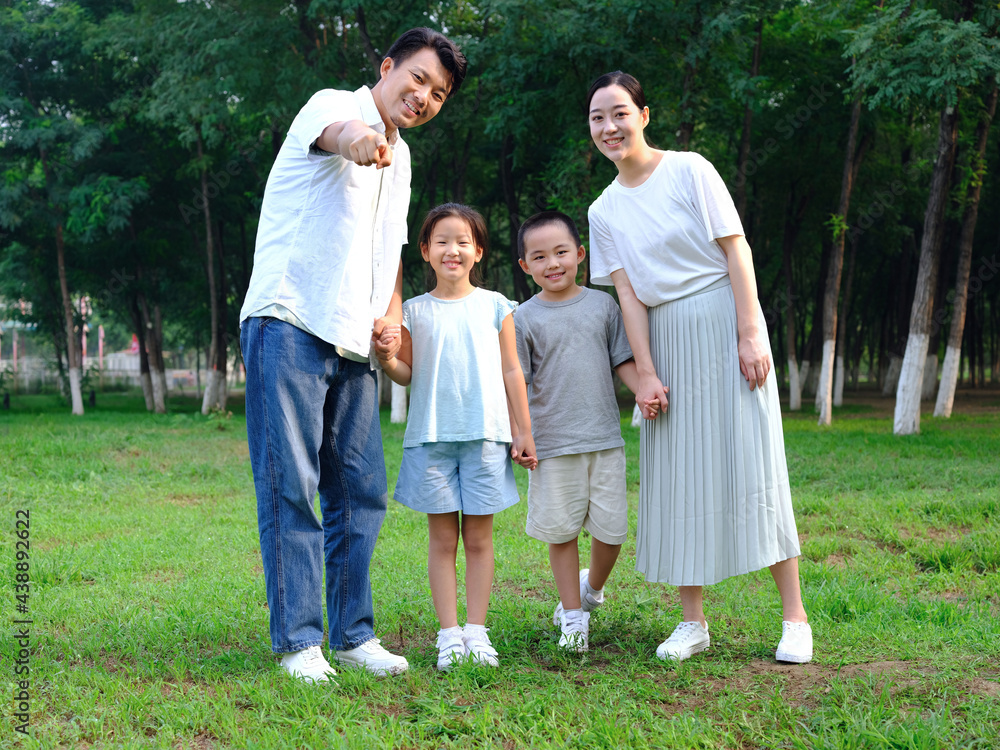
[241,317,388,653]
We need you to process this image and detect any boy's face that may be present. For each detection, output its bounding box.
[374,47,452,133]
[518,222,585,301]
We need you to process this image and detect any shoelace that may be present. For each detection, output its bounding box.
[668,622,701,642]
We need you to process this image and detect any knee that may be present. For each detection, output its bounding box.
[462,534,494,560]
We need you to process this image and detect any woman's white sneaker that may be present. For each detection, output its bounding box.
[558,610,589,652]
[775,621,813,663]
[656,621,710,662]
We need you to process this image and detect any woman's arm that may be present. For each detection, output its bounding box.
[610,268,666,419]
[716,234,770,391]
[499,313,537,470]
[379,326,413,386]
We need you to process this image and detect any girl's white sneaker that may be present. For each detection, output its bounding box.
[436,626,467,671]
[462,624,499,667]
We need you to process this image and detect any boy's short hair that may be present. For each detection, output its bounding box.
[384,28,468,97]
[517,211,582,261]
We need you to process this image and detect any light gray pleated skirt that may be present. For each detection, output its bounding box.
[637,276,800,586]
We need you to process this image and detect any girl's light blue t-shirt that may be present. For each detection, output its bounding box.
[401,288,517,448]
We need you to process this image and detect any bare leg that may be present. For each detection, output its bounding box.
[586,539,622,591]
[679,586,707,627]
[461,513,495,626]
[427,513,460,629]
[769,556,808,622]
[549,539,581,609]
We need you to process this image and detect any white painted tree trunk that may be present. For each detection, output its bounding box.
[893,332,928,435]
[631,403,642,427]
[788,357,802,411]
[833,355,845,407]
[151,368,167,414]
[798,360,811,399]
[68,367,84,415]
[201,369,227,414]
[882,354,903,396]
[921,354,938,401]
[817,340,836,425]
[390,381,408,424]
[934,345,962,417]
[141,372,154,411]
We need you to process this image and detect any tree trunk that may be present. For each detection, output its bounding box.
[197,130,227,415]
[676,60,697,150]
[781,188,811,410]
[733,18,763,223]
[818,96,865,425]
[55,223,84,415]
[500,134,532,301]
[894,104,960,434]
[138,292,167,414]
[834,232,859,407]
[390,381,408,424]
[935,82,997,417]
[130,295,154,411]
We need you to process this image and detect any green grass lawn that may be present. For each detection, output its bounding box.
[1,392,998,749]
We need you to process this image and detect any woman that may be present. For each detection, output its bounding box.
[586,71,811,664]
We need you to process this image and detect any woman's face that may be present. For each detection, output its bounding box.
[588,84,649,163]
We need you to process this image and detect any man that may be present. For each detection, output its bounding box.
[239,28,467,683]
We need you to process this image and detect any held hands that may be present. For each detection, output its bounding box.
[372,318,400,362]
[342,122,393,169]
[637,375,670,420]
[738,330,771,391]
[510,433,538,471]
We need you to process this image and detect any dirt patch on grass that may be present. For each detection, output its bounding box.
[163,493,205,507]
[173,733,219,749]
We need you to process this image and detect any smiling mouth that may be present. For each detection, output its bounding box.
[403,100,420,116]
[605,137,624,146]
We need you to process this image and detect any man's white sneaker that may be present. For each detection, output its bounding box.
[436,626,466,672]
[775,621,813,663]
[462,625,499,667]
[553,569,605,625]
[334,638,409,676]
[558,610,589,653]
[280,645,337,683]
[656,621,710,662]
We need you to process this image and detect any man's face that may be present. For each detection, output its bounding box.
[375,47,453,132]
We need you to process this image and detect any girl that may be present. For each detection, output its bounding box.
[380,203,537,671]
[585,71,811,664]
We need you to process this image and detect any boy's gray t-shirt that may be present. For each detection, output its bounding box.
[515,287,633,460]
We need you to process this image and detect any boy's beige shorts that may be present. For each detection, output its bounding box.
[525,447,627,545]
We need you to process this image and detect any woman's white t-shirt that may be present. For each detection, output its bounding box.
[401,288,517,448]
[588,151,744,306]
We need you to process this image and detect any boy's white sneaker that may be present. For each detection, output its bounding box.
[436,626,467,672]
[656,621,710,662]
[775,621,813,663]
[333,637,408,676]
[280,645,337,683]
[462,624,499,667]
[553,569,605,625]
[558,610,589,652]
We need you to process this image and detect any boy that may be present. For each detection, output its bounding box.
[239,28,466,683]
[514,211,664,651]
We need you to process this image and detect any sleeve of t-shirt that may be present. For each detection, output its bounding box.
[514,306,532,385]
[690,153,745,243]
[288,89,362,162]
[604,296,633,369]
[401,299,413,334]
[494,292,517,332]
[587,204,621,287]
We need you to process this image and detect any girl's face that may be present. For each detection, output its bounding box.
[421,215,483,287]
[588,84,650,164]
